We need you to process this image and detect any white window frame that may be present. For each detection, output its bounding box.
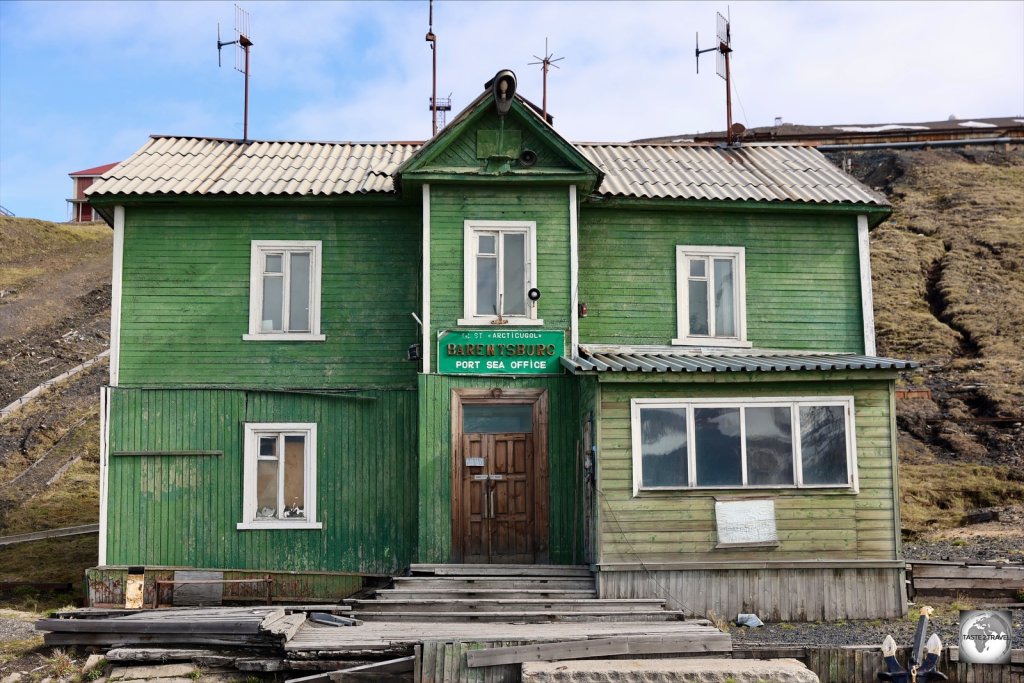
[238,422,322,530]
[244,240,325,341]
[630,396,858,496]
[673,245,750,347]
[459,220,543,326]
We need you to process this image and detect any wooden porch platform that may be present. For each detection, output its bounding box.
[285,618,730,653]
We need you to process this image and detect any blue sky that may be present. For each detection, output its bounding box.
[1,0,1022,222]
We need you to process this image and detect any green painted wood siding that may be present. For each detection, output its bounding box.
[428,108,577,172]
[595,378,897,565]
[118,204,420,388]
[577,208,865,351]
[106,387,418,573]
[428,185,571,348]
[417,374,584,564]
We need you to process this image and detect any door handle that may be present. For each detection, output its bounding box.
[488,487,496,519]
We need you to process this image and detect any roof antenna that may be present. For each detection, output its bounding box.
[424,1,452,136]
[217,5,254,141]
[696,8,739,145]
[529,38,563,123]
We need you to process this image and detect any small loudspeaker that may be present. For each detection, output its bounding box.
[519,149,538,167]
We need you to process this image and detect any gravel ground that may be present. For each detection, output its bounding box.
[729,609,1024,650]
[0,612,39,643]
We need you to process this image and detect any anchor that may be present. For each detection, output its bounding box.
[878,606,947,682]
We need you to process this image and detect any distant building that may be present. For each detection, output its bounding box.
[69,163,119,222]
[636,116,1024,148]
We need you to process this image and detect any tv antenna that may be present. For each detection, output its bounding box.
[696,10,739,145]
[217,4,254,141]
[425,0,451,136]
[529,38,563,122]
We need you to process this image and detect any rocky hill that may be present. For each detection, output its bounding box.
[843,147,1024,544]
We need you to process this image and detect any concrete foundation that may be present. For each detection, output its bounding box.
[522,657,819,682]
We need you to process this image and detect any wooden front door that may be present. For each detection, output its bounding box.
[461,432,534,563]
[452,390,549,564]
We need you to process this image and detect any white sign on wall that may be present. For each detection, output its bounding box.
[715,498,779,548]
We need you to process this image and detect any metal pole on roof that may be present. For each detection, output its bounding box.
[241,35,252,141]
[426,0,437,137]
[529,38,563,123]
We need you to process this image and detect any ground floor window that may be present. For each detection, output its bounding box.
[238,423,321,530]
[630,397,856,494]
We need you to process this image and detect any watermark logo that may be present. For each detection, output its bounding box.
[958,610,1012,664]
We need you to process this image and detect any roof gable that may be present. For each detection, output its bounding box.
[398,91,602,190]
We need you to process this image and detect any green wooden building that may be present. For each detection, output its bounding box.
[87,70,913,620]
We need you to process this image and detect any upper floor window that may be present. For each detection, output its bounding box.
[245,240,324,341]
[238,422,321,530]
[461,220,542,326]
[631,397,857,495]
[674,246,749,347]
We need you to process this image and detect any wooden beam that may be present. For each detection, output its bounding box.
[0,524,99,547]
[111,450,223,457]
[466,634,731,668]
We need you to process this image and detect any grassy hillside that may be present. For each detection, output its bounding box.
[846,147,1024,535]
[0,217,109,602]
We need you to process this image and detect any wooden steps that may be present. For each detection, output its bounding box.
[352,564,684,624]
[392,577,595,590]
[350,598,667,613]
[375,588,597,600]
[352,611,685,623]
[408,563,593,577]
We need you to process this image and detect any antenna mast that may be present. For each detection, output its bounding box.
[529,38,563,122]
[217,5,254,141]
[696,10,735,145]
[426,0,437,136]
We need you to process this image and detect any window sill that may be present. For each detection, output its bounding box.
[634,485,857,494]
[242,333,326,342]
[457,318,545,327]
[671,338,753,348]
[236,521,323,530]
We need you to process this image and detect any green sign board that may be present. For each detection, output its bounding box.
[437,329,564,375]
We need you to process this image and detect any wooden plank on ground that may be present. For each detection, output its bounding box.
[284,672,334,683]
[262,613,306,641]
[913,565,1024,579]
[914,578,1024,590]
[36,617,265,635]
[104,648,226,662]
[465,633,730,668]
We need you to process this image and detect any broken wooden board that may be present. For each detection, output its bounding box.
[329,655,415,682]
[262,613,307,641]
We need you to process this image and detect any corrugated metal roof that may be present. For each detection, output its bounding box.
[88,136,420,198]
[576,143,887,205]
[70,162,120,177]
[89,136,886,206]
[561,350,916,374]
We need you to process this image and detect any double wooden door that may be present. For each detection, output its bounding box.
[452,390,548,564]
[460,432,533,563]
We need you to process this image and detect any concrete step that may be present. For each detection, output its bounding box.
[409,564,592,578]
[350,598,667,613]
[375,588,598,600]
[391,577,595,590]
[354,610,687,623]
[521,658,817,682]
